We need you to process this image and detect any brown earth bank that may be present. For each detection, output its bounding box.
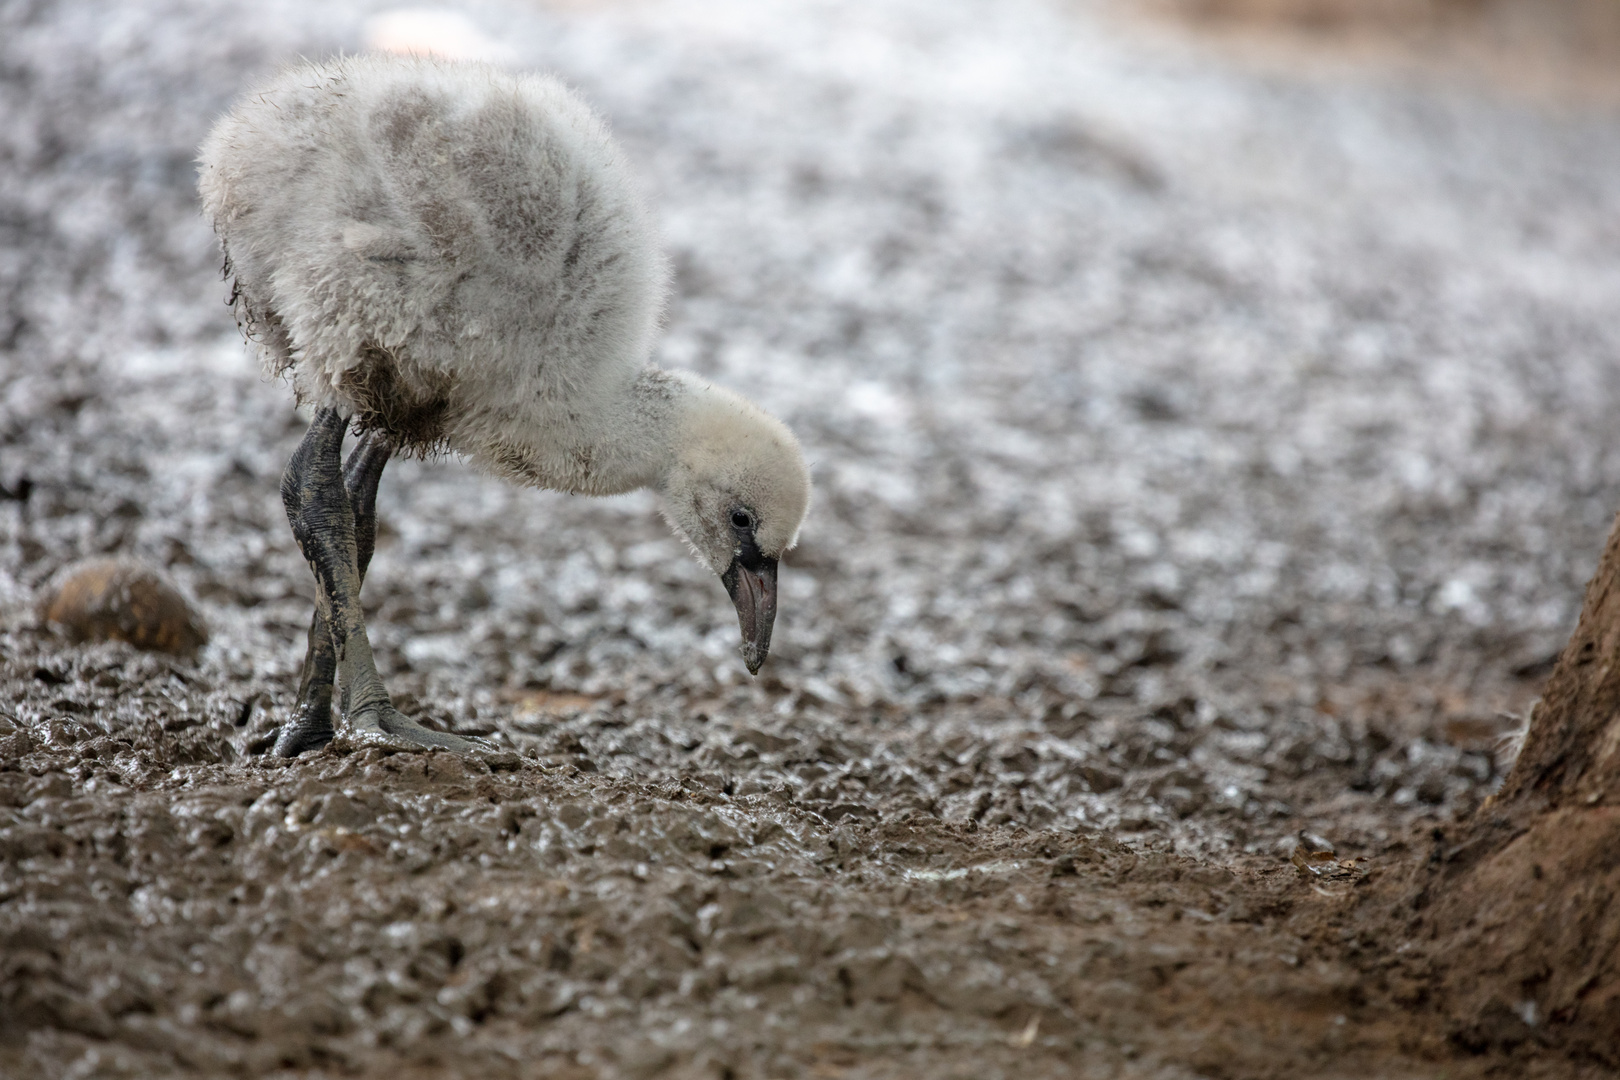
[1348,806,1620,1065]
[1339,496,1620,1073]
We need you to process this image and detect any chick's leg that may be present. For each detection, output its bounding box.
[274,429,392,757]
[280,407,488,754]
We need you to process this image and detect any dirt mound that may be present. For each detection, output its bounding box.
[1430,808,1620,1061]
[1301,807,1617,1071]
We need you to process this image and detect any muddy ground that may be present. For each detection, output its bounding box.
[4,0,1620,1076]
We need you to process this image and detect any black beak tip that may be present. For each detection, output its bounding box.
[722,554,779,676]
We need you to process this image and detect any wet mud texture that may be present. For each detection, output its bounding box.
[5,0,1620,1076]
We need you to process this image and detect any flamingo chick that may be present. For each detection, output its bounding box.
[198,55,811,757]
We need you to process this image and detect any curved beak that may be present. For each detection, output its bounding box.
[721,555,778,675]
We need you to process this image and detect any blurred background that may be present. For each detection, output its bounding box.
[1147,0,1620,95]
[4,0,1620,855]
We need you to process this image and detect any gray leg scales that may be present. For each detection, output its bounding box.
[274,430,390,757]
[276,409,489,756]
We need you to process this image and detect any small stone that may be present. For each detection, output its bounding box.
[40,558,207,656]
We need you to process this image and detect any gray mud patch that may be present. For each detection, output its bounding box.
[5,0,1620,1075]
[0,716,1466,1079]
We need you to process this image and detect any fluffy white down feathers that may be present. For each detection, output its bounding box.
[198,54,809,574]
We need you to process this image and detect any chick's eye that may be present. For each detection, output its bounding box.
[730,509,754,530]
